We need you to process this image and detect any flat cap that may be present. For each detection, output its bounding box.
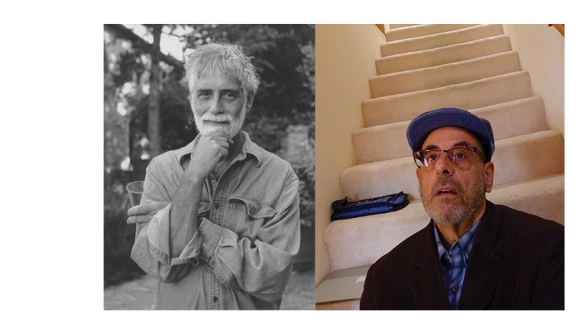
[406,108,495,162]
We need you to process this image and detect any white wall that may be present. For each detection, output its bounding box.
[315,25,387,285]
[502,24,565,136]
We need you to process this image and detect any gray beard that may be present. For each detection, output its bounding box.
[420,174,486,224]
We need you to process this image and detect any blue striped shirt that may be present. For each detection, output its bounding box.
[434,219,482,309]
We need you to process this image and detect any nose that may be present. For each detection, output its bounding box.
[434,151,454,176]
[208,95,224,114]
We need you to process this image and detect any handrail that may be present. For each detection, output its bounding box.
[548,24,564,37]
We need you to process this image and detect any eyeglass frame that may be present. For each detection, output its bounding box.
[412,145,487,169]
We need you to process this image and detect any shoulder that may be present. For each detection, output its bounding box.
[362,224,429,308]
[260,146,294,170]
[487,203,564,253]
[147,149,179,169]
[146,142,195,174]
[368,224,428,275]
[494,203,564,234]
[243,132,297,178]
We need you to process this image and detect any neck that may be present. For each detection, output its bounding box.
[211,132,244,181]
[225,131,244,161]
[435,200,486,248]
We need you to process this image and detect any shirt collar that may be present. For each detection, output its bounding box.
[434,217,482,261]
[175,131,263,166]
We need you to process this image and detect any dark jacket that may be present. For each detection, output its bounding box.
[360,201,564,310]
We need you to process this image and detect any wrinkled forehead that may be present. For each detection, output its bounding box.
[188,68,244,91]
[421,126,483,150]
[190,75,243,94]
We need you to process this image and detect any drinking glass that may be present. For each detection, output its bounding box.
[126,181,155,240]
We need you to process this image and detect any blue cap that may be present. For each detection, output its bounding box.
[406,108,495,162]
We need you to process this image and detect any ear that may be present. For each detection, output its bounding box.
[245,92,254,113]
[416,167,421,183]
[483,162,495,193]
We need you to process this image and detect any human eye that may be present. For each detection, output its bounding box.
[451,148,469,161]
[424,150,439,162]
[196,90,212,99]
[222,91,240,102]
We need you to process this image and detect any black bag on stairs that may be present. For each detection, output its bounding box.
[331,192,409,221]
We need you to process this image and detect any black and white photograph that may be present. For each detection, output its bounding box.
[103,24,315,310]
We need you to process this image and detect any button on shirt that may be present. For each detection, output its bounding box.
[130,131,301,310]
[434,219,481,310]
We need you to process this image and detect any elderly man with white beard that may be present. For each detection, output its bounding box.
[126,43,301,310]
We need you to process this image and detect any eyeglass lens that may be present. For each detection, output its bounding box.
[415,147,476,169]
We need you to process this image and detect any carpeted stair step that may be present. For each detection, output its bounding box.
[362,71,533,127]
[324,173,564,272]
[380,24,504,57]
[340,130,564,202]
[376,35,513,76]
[370,51,521,98]
[389,24,418,29]
[324,200,429,272]
[352,97,548,164]
[384,24,478,42]
[486,173,564,225]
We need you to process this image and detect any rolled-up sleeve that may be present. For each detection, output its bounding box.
[131,203,203,283]
[130,157,203,283]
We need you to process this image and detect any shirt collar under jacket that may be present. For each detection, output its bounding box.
[174,131,264,167]
[434,217,482,264]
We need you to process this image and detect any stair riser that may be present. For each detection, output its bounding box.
[353,121,410,164]
[389,24,417,29]
[370,51,521,98]
[381,24,504,57]
[385,24,479,42]
[353,97,548,164]
[492,131,564,187]
[486,174,565,225]
[341,131,564,202]
[324,200,429,272]
[362,71,533,127]
[341,157,418,203]
[377,35,513,75]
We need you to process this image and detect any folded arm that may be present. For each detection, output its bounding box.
[199,173,300,302]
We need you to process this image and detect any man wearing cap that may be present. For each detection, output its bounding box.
[360,108,564,310]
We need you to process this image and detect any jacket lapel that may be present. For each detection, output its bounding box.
[458,201,504,310]
[408,221,452,310]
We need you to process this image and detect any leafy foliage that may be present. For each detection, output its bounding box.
[103,173,145,287]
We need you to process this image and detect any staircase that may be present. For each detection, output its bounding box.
[317,24,564,309]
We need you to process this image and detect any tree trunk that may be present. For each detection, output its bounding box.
[148,25,162,157]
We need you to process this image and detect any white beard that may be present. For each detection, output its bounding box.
[194,106,246,137]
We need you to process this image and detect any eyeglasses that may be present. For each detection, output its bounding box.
[413,146,486,170]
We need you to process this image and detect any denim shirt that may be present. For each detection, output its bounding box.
[130,131,301,310]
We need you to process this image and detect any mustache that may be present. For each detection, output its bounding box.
[433,176,463,194]
[201,113,234,122]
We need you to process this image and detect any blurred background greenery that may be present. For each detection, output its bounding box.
[104,24,315,288]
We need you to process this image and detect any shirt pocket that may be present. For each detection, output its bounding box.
[226,196,276,240]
